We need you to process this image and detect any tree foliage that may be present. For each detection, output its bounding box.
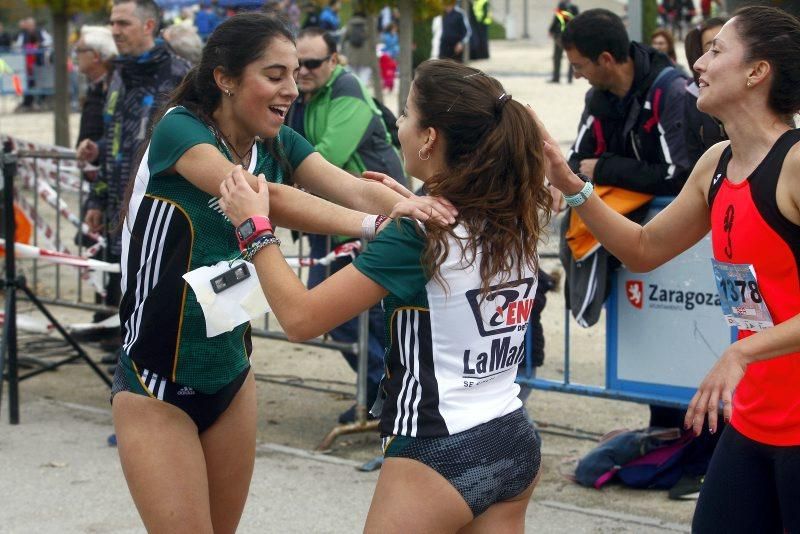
[349,0,443,20]
[26,0,106,15]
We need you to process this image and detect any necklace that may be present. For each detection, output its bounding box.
[218,129,253,168]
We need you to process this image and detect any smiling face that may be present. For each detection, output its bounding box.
[226,36,300,139]
[693,19,750,116]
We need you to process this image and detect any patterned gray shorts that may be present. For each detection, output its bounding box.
[382,408,541,516]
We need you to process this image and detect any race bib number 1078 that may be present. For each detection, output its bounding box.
[711,259,774,331]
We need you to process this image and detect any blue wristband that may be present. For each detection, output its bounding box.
[563,180,594,208]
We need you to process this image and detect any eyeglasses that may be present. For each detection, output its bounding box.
[73,47,94,54]
[299,55,331,70]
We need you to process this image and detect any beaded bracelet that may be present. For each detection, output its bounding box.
[243,233,281,261]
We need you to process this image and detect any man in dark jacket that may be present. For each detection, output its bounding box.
[562,9,693,431]
[563,9,690,196]
[548,0,579,83]
[77,0,189,315]
[440,1,471,62]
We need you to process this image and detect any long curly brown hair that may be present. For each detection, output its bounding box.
[412,60,552,296]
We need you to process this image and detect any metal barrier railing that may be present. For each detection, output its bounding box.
[0,49,56,98]
[2,137,377,447]
[7,136,703,445]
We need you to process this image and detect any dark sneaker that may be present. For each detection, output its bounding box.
[668,474,703,500]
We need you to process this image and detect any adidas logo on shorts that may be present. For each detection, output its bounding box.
[177,386,195,396]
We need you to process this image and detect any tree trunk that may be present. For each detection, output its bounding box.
[366,12,383,103]
[398,0,413,112]
[52,11,70,148]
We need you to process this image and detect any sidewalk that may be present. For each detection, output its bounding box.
[0,399,689,533]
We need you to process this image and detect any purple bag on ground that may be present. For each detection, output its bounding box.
[575,427,692,489]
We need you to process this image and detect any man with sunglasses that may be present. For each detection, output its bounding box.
[287,27,406,425]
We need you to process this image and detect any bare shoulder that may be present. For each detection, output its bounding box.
[684,141,731,202]
[778,141,800,224]
[783,141,800,181]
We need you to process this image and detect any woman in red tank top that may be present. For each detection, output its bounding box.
[538,5,800,532]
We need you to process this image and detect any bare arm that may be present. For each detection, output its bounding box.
[254,250,388,341]
[541,131,724,272]
[294,153,457,224]
[173,143,366,237]
[685,313,800,436]
[218,167,388,341]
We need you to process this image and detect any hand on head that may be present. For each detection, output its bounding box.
[219,165,269,227]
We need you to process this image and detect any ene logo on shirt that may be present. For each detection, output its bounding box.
[466,277,536,337]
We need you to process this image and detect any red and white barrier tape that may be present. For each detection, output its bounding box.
[284,241,361,267]
[0,239,120,273]
[13,189,66,254]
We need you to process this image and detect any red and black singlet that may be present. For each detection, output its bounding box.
[708,129,800,446]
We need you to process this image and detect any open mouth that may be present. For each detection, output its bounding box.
[269,105,288,119]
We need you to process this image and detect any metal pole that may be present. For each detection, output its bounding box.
[523,0,530,39]
[355,296,370,424]
[1,144,20,423]
[628,0,643,43]
[564,298,571,385]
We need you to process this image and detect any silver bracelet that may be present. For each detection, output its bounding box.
[244,234,281,261]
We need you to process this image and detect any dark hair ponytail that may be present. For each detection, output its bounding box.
[412,59,552,296]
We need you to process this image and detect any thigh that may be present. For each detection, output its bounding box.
[458,470,541,534]
[113,392,213,534]
[693,426,782,534]
[364,457,473,534]
[774,444,800,531]
[200,370,258,534]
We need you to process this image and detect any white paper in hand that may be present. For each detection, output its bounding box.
[182,260,270,337]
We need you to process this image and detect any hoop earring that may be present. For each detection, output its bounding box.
[418,148,430,161]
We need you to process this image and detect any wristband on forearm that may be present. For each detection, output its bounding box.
[563,174,594,208]
[361,214,390,241]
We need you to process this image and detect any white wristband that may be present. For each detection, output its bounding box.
[361,214,378,242]
[563,180,594,208]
